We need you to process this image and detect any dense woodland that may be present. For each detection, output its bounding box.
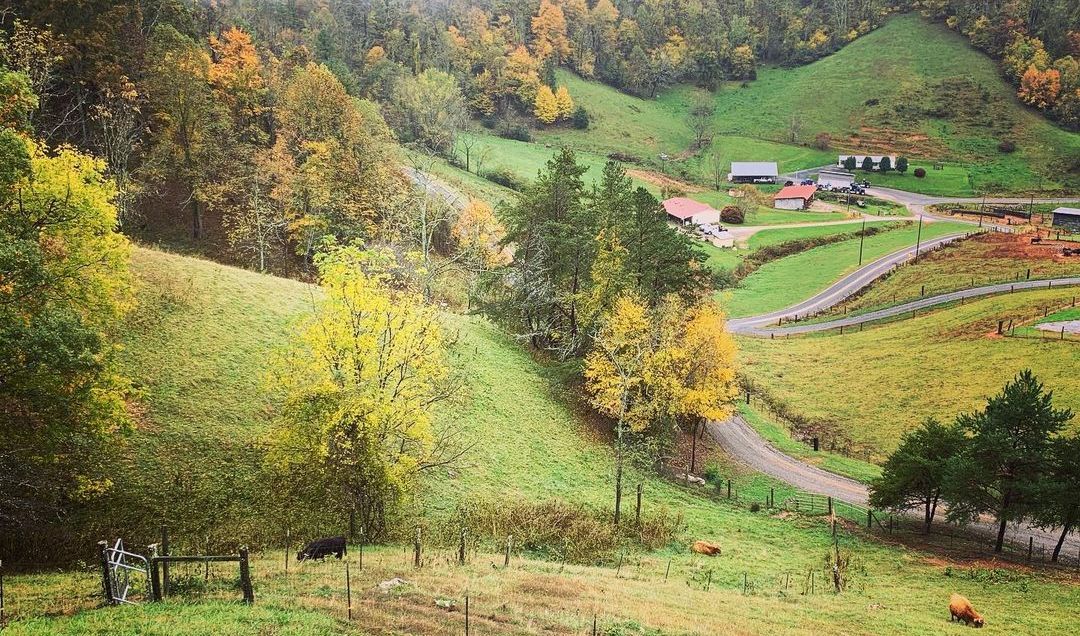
[2,1,1078,267]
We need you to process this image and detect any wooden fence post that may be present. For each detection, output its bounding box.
[664,558,671,582]
[465,594,470,636]
[727,480,731,499]
[284,529,290,574]
[160,526,170,599]
[827,497,833,516]
[866,510,872,529]
[97,541,115,606]
[413,527,422,568]
[149,557,161,602]
[239,547,254,604]
[1,559,5,625]
[458,526,467,565]
[345,560,352,620]
[504,534,512,568]
[1028,537,1033,562]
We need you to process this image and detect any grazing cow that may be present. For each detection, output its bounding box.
[690,540,722,556]
[949,593,984,628]
[297,536,347,562]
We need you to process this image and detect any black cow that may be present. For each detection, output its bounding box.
[297,536,347,561]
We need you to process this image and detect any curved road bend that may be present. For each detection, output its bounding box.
[738,277,1080,337]
[727,232,971,333]
[708,416,1080,556]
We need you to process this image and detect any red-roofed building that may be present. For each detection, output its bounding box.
[772,184,817,210]
[662,197,720,225]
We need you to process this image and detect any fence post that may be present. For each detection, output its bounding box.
[705,570,712,592]
[827,497,833,516]
[866,510,872,530]
[727,480,731,499]
[997,320,1003,335]
[160,526,170,599]
[345,560,352,620]
[465,594,470,636]
[0,559,4,625]
[1028,537,1033,562]
[97,541,115,606]
[149,557,161,602]
[413,526,422,568]
[770,488,775,509]
[504,534,512,568]
[239,547,254,604]
[284,529,289,574]
[664,558,671,582]
[458,525,467,566]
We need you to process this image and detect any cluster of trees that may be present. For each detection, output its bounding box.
[870,370,1078,561]
[927,1,1080,129]
[843,155,910,173]
[484,151,737,512]
[0,66,133,535]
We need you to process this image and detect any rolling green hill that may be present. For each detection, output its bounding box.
[8,246,1080,635]
[535,14,1080,195]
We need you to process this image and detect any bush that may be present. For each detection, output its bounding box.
[914,167,927,178]
[607,151,638,163]
[998,139,1017,153]
[812,132,832,150]
[720,205,744,224]
[749,503,761,513]
[479,115,498,130]
[499,124,532,142]
[482,168,525,191]
[702,461,723,486]
[571,106,589,129]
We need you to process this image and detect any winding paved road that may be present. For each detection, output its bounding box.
[708,416,1080,557]
[735,276,1080,336]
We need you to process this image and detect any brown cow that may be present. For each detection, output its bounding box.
[949,593,984,628]
[691,540,721,556]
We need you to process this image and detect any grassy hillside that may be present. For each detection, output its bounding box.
[7,246,1080,634]
[738,288,1080,457]
[535,14,1080,195]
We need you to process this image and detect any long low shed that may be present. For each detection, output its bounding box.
[1051,207,1080,231]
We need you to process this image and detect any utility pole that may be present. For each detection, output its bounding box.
[858,218,866,266]
[913,215,923,264]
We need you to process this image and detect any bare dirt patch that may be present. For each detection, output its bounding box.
[626,169,704,193]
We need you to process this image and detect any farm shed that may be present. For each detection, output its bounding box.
[663,197,721,225]
[1051,207,1080,231]
[773,184,817,210]
[818,169,854,189]
[728,161,778,184]
[838,155,896,170]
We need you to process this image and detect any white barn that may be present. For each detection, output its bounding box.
[818,169,854,189]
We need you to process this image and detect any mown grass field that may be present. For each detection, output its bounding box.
[738,288,1080,458]
[822,232,1080,318]
[721,221,973,317]
[533,15,1080,195]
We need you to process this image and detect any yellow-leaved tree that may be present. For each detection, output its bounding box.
[534,84,559,124]
[267,244,462,539]
[585,293,737,523]
[555,85,574,120]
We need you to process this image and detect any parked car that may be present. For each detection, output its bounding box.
[800,179,815,186]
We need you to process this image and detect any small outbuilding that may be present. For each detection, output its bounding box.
[773,184,817,210]
[663,197,721,225]
[817,169,854,189]
[728,162,779,184]
[1051,207,1080,231]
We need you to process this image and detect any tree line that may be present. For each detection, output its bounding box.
[870,370,1078,561]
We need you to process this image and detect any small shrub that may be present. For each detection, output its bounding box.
[499,124,532,142]
[479,115,497,130]
[571,106,589,129]
[749,503,761,513]
[913,167,927,178]
[607,151,638,163]
[998,139,1017,153]
[720,205,745,224]
[482,168,525,191]
[702,461,723,486]
[864,98,880,106]
[812,132,831,150]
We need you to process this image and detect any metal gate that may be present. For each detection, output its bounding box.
[102,539,150,605]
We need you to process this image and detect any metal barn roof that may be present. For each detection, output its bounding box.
[730,162,778,177]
